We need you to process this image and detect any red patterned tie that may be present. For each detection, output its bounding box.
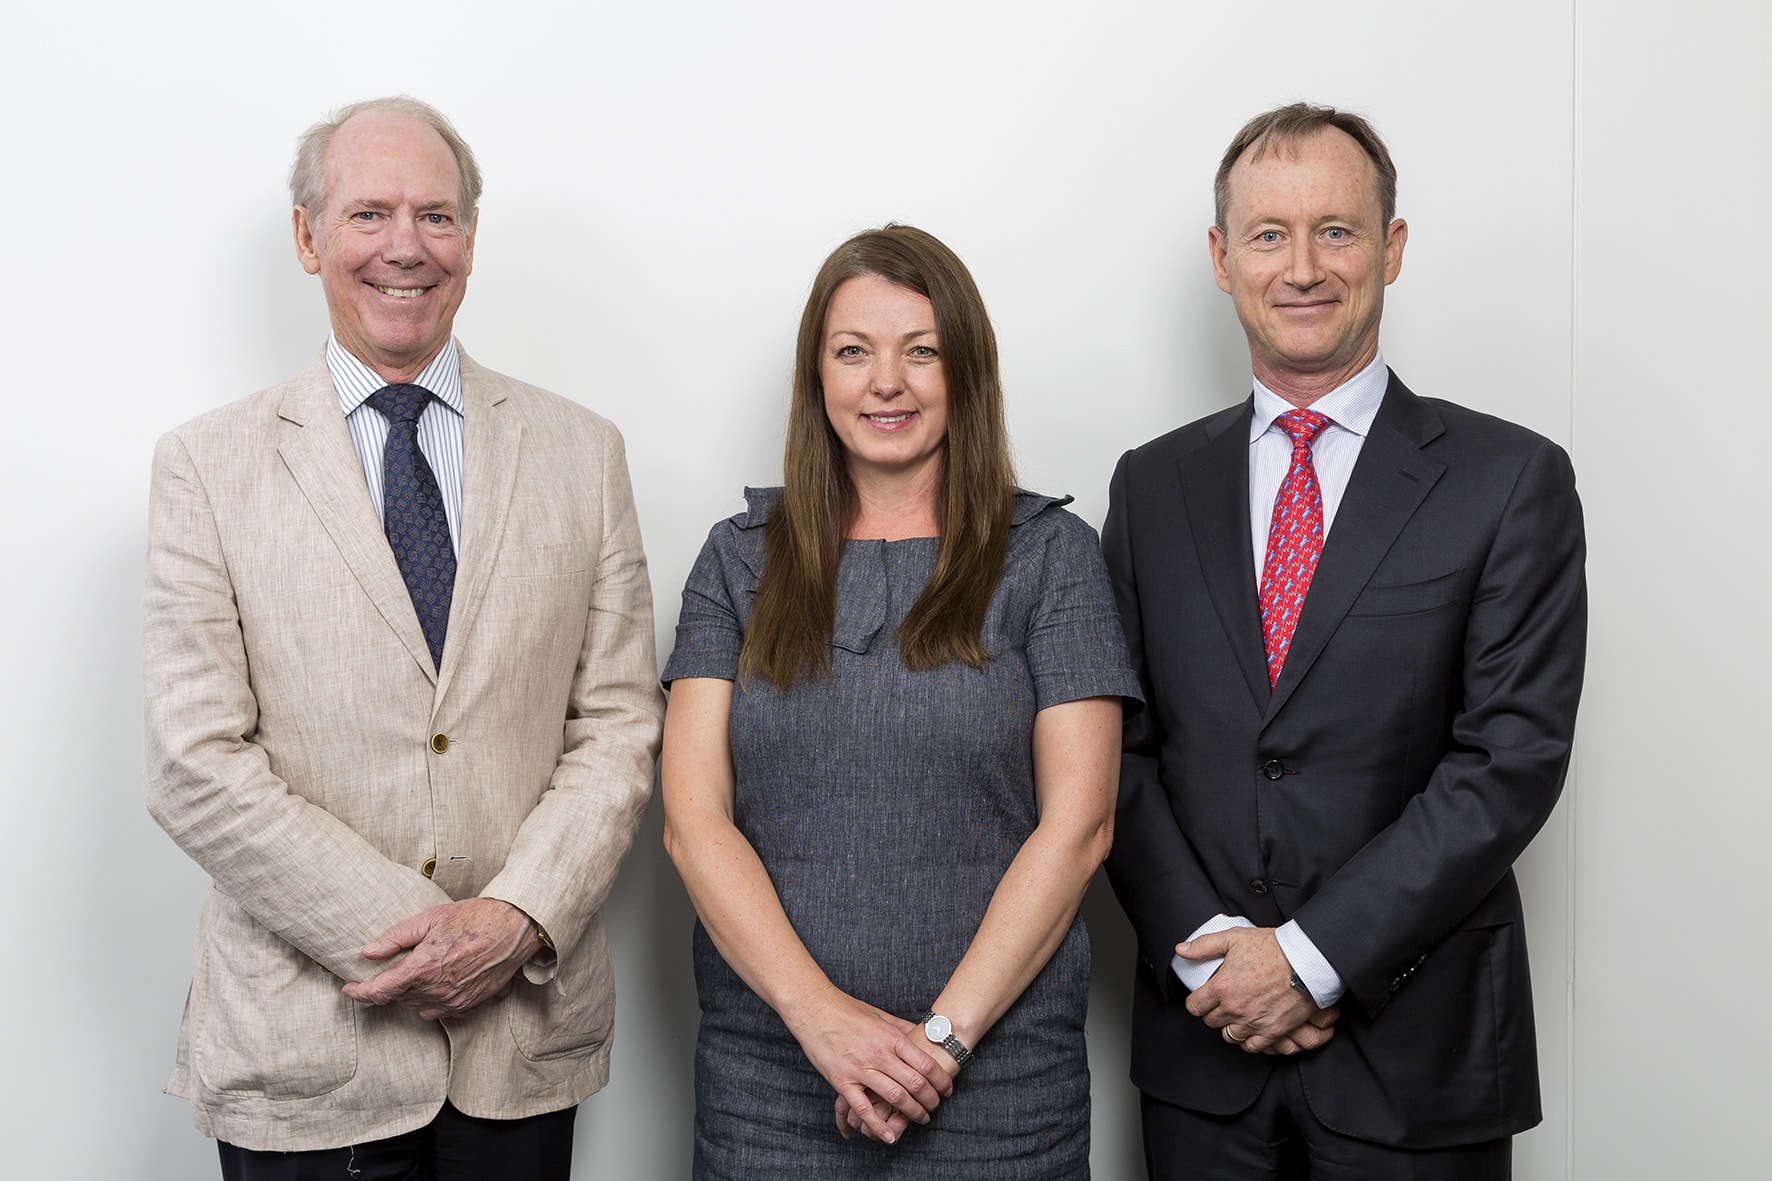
[1259,409,1333,688]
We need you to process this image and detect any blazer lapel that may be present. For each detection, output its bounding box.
[275,356,439,684]
[1180,399,1271,712]
[1265,374,1447,721]
[436,352,522,701]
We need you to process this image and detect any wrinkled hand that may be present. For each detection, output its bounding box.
[341,897,542,1020]
[1177,927,1338,1055]
[787,992,952,1145]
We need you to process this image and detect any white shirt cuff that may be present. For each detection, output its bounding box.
[1169,914,1254,991]
[1275,919,1345,1008]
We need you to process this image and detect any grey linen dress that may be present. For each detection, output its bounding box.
[663,488,1140,1179]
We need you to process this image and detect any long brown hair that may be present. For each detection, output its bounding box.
[739,225,1017,688]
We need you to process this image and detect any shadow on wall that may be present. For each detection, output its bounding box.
[577,797,699,1176]
[1082,869,1144,1167]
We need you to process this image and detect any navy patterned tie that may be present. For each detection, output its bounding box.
[367,384,455,670]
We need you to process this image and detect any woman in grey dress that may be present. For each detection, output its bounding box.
[661,225,1138,1179]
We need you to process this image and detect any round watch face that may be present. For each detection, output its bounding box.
[925,1014,952,1042]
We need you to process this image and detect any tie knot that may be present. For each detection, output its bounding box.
[367,384,434,426]
[1276,408,1332,446]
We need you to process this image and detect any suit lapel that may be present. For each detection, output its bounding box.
[275,357,439,684]
[436,352,522,701]
[1265,374,1447,721]
[1180,400,1271,712]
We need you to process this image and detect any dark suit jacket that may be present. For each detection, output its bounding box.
[1101,372,1586,1150]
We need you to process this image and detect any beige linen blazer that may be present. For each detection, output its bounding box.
[144,349,664,1152]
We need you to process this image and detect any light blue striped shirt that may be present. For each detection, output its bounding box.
[1172,350,1392,1012]
[1248,350,1390,582]
[329,336,465,555]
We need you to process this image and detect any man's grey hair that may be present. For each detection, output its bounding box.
[289,96,483,224]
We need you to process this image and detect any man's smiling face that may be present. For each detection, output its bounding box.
[294,110,476,384]
[1208,126,1405,404]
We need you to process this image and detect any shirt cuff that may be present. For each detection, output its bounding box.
[1170,914,1255,992]
[1275,919,1345,1008]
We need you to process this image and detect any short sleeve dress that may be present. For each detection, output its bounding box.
[663,488,1141,1180]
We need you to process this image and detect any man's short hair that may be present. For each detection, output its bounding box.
[1213,102,1397,230]
[289,96,483,224]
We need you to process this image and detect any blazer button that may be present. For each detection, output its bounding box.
[1261,759,1286,781]
[430,733,449,754]
[422,857,437,878]
[1249,878,1270,896]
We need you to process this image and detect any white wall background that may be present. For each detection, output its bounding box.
[1,1,1763,1176]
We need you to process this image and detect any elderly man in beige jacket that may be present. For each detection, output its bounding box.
[143,96,663,1180]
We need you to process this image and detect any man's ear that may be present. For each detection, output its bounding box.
[1383,218,1408,285]
[294,207,322,275]
[1208,225,1232,295]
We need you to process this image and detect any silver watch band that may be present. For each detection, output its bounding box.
[914,1009,974,1068]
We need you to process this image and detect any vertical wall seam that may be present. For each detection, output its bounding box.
[1566,1,1583,1178]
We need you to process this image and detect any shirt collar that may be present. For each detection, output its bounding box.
[328,335,464,418]
[1248,350,1389,443]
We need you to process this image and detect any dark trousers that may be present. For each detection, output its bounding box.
[218,1101,577,1181]
[1141,1064,1510,1181]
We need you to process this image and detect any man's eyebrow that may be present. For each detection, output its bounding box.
[336,198,461,214]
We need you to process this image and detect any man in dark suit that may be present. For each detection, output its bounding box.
[1102,103,1586,1179]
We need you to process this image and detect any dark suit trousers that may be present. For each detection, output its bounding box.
[1141,1065,1510,1181]
[217,1102,577,1181]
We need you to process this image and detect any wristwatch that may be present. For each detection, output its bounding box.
[915,1010,974,1069]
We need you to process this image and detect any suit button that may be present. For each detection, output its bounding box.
[1249,878,1269,896]
[422,857,437,878]
[1261,759,1285,781]
[430,733,449,754]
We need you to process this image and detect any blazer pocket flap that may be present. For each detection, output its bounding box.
[191,891,358,1099]
[497,543,596,579]
[1456,877,1524,931]
[1347,568,1465,617]
[508,916,616,1062]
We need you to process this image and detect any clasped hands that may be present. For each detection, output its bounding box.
[1177,926,1339,1055]
[341,897,543,1021]
[784,990,957,1146]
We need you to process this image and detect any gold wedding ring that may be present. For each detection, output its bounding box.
[1223,1025,1247,1044]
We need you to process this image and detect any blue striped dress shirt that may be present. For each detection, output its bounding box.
[329,336,465,556]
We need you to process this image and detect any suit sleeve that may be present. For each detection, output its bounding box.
[1294,438,1587,1013]
[1101,450,1236,995]
[143,432,451,978]
[480,423,664,978]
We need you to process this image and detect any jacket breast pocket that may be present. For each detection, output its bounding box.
[191,890,357,1099]
[496,542,596,580]
[1346,568,1465,617]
